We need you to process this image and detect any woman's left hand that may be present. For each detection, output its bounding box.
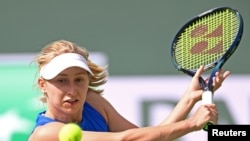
[208,68,231,92]
[184,66,231,102]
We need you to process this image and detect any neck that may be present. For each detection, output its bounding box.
[44,108,83,124]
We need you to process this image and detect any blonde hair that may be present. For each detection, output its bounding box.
[34,40,108,102]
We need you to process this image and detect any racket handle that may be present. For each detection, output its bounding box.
[202,91,213,131]
[203,122,213,131]
[202,91,213,104]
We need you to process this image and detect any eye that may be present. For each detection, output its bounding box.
[75,78,84,83]
[57,78,68,83]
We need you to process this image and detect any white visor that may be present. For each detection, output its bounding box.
[40,53,93,80]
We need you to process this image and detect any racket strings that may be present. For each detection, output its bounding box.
[173,9,240,71]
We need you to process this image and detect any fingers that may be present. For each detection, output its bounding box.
[215,69,230,82]
[212,69,231,91]
[191,104,218,130]
[194,65,205,79]
[196,66,230,82]
[222,70,231,79]
[203,104,218,125]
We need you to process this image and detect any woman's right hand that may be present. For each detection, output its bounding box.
[189,104,218,131]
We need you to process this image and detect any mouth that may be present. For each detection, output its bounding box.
[64,99,79,105]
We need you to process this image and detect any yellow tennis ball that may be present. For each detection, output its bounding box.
[58,123,82,141]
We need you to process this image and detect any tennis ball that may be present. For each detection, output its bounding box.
[58,123,82,141]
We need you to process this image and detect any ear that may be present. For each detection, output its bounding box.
[38,77,46,91]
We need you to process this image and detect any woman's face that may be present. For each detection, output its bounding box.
[39,67,90,115]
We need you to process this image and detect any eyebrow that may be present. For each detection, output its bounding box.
[58,71,88,76]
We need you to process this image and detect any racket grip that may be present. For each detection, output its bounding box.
[202,91,213,104]
[203,122,213,131]
[202,91,213,131]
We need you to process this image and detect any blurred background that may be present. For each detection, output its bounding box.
[0,0,249,141]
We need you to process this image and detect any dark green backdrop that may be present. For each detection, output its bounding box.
[0,1,249,141]
[0,0,249,75]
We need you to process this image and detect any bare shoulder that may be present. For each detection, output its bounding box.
[86,90,112,109]
[86,90,111,106]
[29,122,64,141]
[86,90,117,122]
[86,89,137,131]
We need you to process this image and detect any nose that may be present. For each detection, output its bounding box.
[66,81,77,96]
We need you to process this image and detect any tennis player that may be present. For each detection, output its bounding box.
[28,40,230,141]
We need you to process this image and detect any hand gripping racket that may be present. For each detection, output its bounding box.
[170,7,243,131]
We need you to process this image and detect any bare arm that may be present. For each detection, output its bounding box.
[29,104,217,141]
[83,120,196,141]
[84,104,217,141]
[160,66,230,125]
[28,120,195,141]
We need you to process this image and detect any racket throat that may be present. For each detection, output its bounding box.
[202,91,213,104]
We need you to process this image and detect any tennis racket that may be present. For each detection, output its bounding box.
[170,7,243,131]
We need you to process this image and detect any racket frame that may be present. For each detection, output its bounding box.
[170,6,244,131]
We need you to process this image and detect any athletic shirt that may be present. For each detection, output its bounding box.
[32,102,108,132]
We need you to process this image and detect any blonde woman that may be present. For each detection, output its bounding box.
[28,40,230,141]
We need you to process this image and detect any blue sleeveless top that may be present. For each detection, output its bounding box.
[33,102,108,132]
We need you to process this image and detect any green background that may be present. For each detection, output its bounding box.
[0,0,249,75]
[0,1,249,141]
[0,64,43,141]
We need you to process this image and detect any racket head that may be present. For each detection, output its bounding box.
[171,6,243,75]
